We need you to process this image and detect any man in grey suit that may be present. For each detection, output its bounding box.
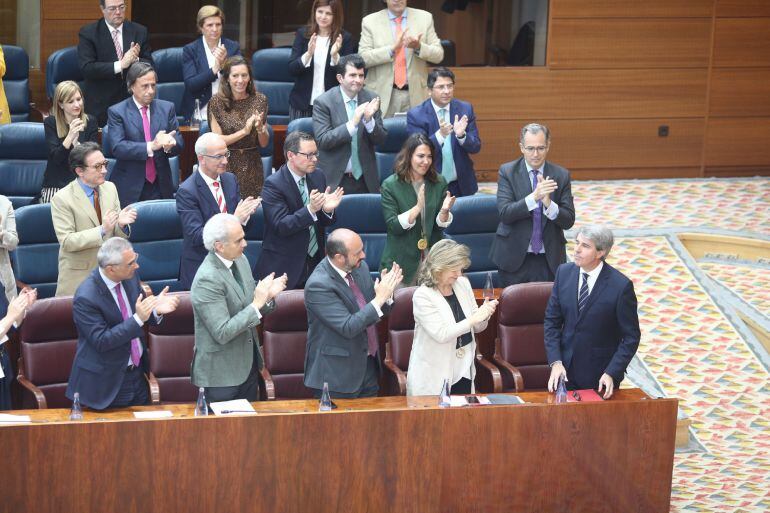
[304,228,402,398]
[490,123,576,286]
[190,213,287,403]
[313,54,388,194]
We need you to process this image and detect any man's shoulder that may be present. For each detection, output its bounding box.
[51,180,81,206]
[123,20,149,34]
[152,98,176,113]
[78,19,101,37]
[499,157,524,174]
[362,9,387,25]
[544,161,570,179]
[107,97,132,116]
[601,262,632,287]
[451,98,474,112]
[407,7,435,22]
[314,86,339,106]
[73,269,102,300]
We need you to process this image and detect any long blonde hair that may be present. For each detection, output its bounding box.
[51,81,88,138]
[416,239,471,289]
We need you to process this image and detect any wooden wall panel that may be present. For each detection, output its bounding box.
[704,118,770,166]
[712,18,770,67]
[551,0,713,19]
[709,68,770,117]
[41,0,103,20]
[549,19,712,69]
[715,0,770,18]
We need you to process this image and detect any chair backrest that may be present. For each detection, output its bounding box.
[0,122,47,208]
[387,286,417,372]
[333,194,386,277]
[147,291,197,402]
[375,116,408,183]
[129,200,184,293]
[12,203,60,298]
[497,282,553,391]
[152,47,186,124]
[18,296,78,408]
[242,207,265,270]
[286,116,313,136]
[261,289,314,399]
[252,48,293,125]
[46,46,83,99]
[2,45,31,122]
[439,40,456,67]
[444,194,500,288]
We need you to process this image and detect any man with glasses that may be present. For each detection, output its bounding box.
[176,133,261,290]
[406,67,481,197]
[490,123,575,286]
[51,142,137,296]
[78,0,153,126]
[255,131,343,289]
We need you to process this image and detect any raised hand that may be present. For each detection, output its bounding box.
[374,262,403,306]
[331,34,343,57]
[404,32,422,50]
[533,175,558,205]
[162,130,177,152]
[267,273,288,300]
[234,196,261,223]
[308,189,325,213]
[363,97,380,121]
[392,29,406,53]
[102,209,118,233]
[7,292,33,324]
[154,286,181,315]
[120,42,141,69]
[438,117,453,138]
[253,272,275,309]
[352,101,368,125]
[117,206,137,228]
[453,114,468,138]
[135,293,158,323]
[441,191,456,212]
[307,33,318,57]
[322,187,344,212]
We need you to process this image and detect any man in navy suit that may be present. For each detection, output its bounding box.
[106,62,183,207]
[544,225,640,399]
[406,67,481,197]
[255,131,343,289]
[65,238,180,410]
[176,133,261,290]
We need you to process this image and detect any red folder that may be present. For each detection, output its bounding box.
[566,389,604,402]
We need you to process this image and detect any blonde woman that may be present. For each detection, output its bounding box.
[40,81,99,203]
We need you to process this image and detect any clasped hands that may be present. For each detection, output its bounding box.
[120,42,141,70]
[7,288,38,324]
[307,186,344,214]
[351,97,380,125]
[373,263,403,307]
[252,272,288,309]
[102,206,137,232]
[438,114,469,139]
[134,286,181,322]
[234,196,262,223]
[533,174,557,206]
[393,29,422,53]
[151,130,178,153]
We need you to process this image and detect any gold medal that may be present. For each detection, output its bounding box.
[455,347,465,359]
[417,238,428,250]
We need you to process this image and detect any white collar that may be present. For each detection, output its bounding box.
[431,99,450,114]
[133,97,150,112]
[99,267,120,291]
[215,252,234,269]
[197,166,222,186]
[580,260,604,279]
[327,257,349,280]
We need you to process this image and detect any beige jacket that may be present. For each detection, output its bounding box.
[0,195,18,303]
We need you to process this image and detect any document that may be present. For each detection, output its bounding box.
[133,410,174,419]
[486,394,525,405]
[567,389,604,402]
[0,413,32,424]
[209,399,257,416]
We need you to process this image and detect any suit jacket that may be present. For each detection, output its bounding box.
[358,7,444,115]
[43,114,100,189]
[304,258,391,393]
[106,97,183,206]
[0,195,18,304]
[288,28,356,112]
[176,168,241,290]
[407,277,487,396]
[65,269,156,409]
[380,174,449,284]
[313,86,387,192]
[77,19,153,126]
[255,164,336,289]
[51,179,128,296]
[406,98,481,196]
[181,36,241,121]
[490,157,575,275]
[544,262,641,389]
[0,46,10,125]
[190,252,274,388]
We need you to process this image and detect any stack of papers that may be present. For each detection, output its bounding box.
[209,399,257,416]
[486,394,525,405]
[0,413,32,424]
[133,410,173,419]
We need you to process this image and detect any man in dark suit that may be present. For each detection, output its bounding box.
[490,123,575,286]
[255,131,343,289]
[314,54,387,194]
[406,67,481,197]
[65,238,180,410]
[304,229,402,398]
[106,62,183,207]
[544,225,640,399]
[78,0,153,126]
[176,133,260,290]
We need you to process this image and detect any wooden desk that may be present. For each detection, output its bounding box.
[1,389,676,513]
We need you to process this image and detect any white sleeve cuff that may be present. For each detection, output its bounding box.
[398,211,416,230]
[525,192,537,211]
[436,211,453,228]
[114,61,122,75]
[544,201,559,220]
[362,117,375,133]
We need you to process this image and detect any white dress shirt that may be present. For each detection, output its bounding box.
[201,36,222,118]
[430,100,466,147]
[341,88,375,174]
[578,261,604,301]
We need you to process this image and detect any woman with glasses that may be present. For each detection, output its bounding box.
[39,81,99,203]
[288,0,355,120]
[380,133,456,285]
[207,56,269,197]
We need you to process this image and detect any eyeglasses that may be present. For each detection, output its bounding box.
[432,84,454,91]
[296,151,319,160]
[104,4,127,13]
[85,161,110,170]
[521,145,548,154]
[202,151,231,160]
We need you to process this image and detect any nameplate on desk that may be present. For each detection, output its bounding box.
[210,399,257,416]
[133,410,174,419]
[485,394,525,405]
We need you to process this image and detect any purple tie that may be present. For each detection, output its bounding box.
[345,273,379,356]
[140,106,157,183]
[530,169,543,254]
[115,283,142,366]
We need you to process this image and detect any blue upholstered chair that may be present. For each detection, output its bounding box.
[12,203,60,298]
[2,45,31,122]
[286,116,313,136]
[334,194,386,278]
[251,48,292,125]
[0,122,47,208]
[375,116,408,184]
[444,194,500,288]
[243,207,266,273]
[152,47,186,125]
[45,46,83,99]
[129,200,184,293]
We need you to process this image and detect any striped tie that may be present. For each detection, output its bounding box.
[298,178,319,257]
[578,272,589,312]
[112,29,123,60]
[212,181,227,213]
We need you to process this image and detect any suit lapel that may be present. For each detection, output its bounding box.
[324,259,358,311]
[564,265,580,321]
[281,166,304,210]
[513,159,533,199]
[72,181,100,227]
[211,253,246,302]
[149,100,162,139]
[578,264,610,323]
[194,170,220,216]
[93,269,125,324]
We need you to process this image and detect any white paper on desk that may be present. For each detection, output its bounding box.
[133,410,173,419]
[449,395,468,407]
[0,413,31,423]
[209,399,257,416]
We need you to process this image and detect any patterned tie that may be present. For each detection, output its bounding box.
[530,169,543,253]
[231,262,244,291]
[578,272,590,313]
[345,273,379,356]
[93,187,102,224]
[345,99,364,179]
[393,16,407,89]
[115,283,141,366]
[140,106,157,183]
[298,178,319,257]
[111,29,123,60]
[439,108,456,183]
[212,181,227,213]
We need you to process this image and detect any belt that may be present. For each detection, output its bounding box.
[393,84,409,91]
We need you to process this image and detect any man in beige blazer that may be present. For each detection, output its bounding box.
[359,0,444,117]
[51,142,136,296]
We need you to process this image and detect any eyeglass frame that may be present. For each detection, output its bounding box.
[202,151,231,160]
[84,160,110,170]
[295,151,320,160]
[520,145,549,154]
[103,4,127,13]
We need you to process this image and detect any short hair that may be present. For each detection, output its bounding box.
[195,132,224,157]
[392,133,438,183]
[197,5,225,30]
[416,239,471,288]
[97,238,133,268]
[427,67,455,89]
[99,0,106,7]
[126,61,156,92]
[283,131,315,158]
[51,81,88,139]
[325,230,349,259]
[69,141,103,174]
[202,213,240,252]
[519,123,550,145]
[336,53,366,76]
[575,225,614,259]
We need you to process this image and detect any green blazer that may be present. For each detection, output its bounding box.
[190,251,275,388]
[380,174,448,284]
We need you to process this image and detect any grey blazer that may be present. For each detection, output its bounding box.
[0,195,18,304]
[313,86,387,193]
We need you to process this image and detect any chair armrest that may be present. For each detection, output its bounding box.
[259,366,276,400]
[493,337,524,392]
[145,372,161,404]
[382,359,407,396]
[15,356,47,409]
[474,352,502,393]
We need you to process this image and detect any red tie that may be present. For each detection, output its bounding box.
[212,181,227,213]
[394,16,407,89]
[346,273,379,356]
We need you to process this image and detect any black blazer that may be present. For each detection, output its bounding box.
[288,27,356,112]
[78,19,153,126]
[181,36,241,121]
[42,114,99,189]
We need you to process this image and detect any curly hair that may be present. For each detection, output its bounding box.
[416,239,471,288]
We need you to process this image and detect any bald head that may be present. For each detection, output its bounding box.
[195,132,229,179]
[326,229,366,272]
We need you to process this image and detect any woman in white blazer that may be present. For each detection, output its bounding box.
[406,239,497,396]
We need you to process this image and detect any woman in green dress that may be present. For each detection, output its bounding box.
[380,133,456,284]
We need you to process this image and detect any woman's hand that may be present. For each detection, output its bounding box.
[330,34,343,57]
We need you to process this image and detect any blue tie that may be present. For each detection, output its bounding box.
[346,99,364,179]
[439,108,456,183]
